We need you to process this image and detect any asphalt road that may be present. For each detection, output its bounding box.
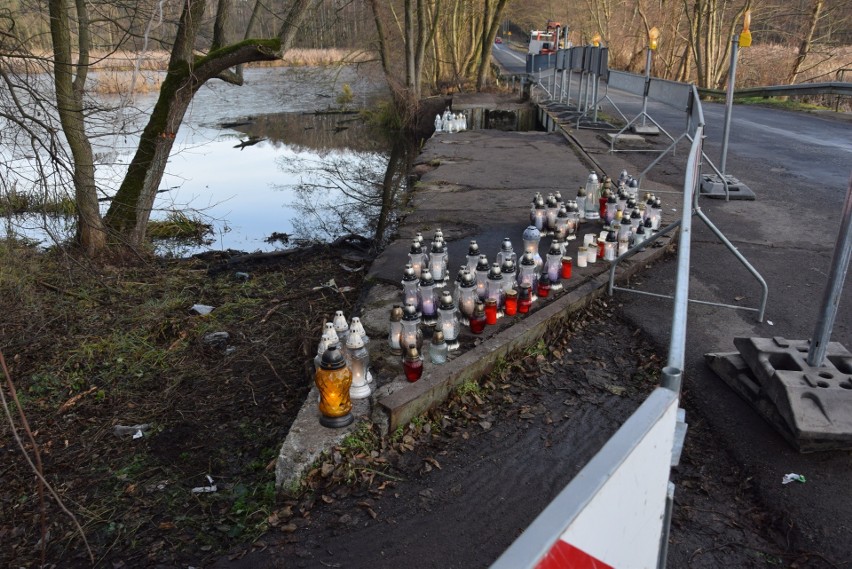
[522,62,852,562]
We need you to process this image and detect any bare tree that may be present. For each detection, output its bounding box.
[3,0,320,255]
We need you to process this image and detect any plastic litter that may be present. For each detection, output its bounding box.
[191,304,215,315]
[782,473,806,485]
[191,475,218,494]
[113,424,151,438]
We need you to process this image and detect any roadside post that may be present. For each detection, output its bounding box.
[634,27,660,135]
[699,10,756,200]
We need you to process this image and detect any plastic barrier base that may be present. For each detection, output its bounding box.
[700,174,756,200]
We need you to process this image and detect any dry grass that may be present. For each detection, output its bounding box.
[737,43,852,86]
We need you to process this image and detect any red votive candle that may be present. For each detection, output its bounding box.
[518,284,532,314]
[484,299,498,325]
[537,276,551,298]
[561,257,573,279]
[504,290,518,316]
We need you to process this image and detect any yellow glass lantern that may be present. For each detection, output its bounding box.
[739,11,752,47]
[648,27,660,51]
[591,33,601,47]
[315,344,354,428]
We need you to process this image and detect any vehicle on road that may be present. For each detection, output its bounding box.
[495,37,503,44]
[528,21,561,55]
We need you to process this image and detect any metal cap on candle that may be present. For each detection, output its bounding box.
[320,344,347,370]
[419,269,435,286]
[432,330,445,345]
[439,290,454,310]
[402,264,418,281]
[476,255,490,272]
[549,241,562,255]
[501,259,516,274]
[520,252,536,266]
[522,225,541,242]
[473,301,486,316]
[402,303,419,321]
[488,263,503,280]
[460,271,475,287]
[501,237,513,252]
[409,239,423,254]
[390,305,403,322]
[468,240,479,256]
[405,345,420,361]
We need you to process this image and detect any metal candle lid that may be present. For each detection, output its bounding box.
[520,252,536,266]
[432,330,446,345]
[439,290,455,310]
[409,239,423,254]
[501,237,513,252]
[487,263,503,280]
[476,255,490,272]
[460,271,476,287]
[320,344,347,370]
[390,305,403,322]
[557,205,568,218]
[549,241,562,255]
[405,345,420,361]
[402,264,418,282]
[468,240,479,256]
[473,301,485,316]
[419,269,435,286]
[402,303,420,321]
[501,259,516,274]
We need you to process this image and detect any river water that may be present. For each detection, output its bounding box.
[2,65,412,256]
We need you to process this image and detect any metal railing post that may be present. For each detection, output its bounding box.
[720,38,739,176]
[807,174,852,367]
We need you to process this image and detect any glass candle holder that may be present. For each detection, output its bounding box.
[484,298,498,325]
[475,255,490,300]
[577,247,588,268]
[561,257,573,279]
[596,237,605,260]
[504,289,518,316]
[588,243,598,264]
[402,264,419,307]
[583,233,596,248]
[403,345,423,382]
[470,302,487,334]
[584,171,600,220]
[576,187,586,220]
[437,290,460,351]
[388,305,404,355]
[429,330,448,364]
[458,271,478,322]
[466,240,480,272]
[408,239,427,279]
[315,345,354,428]
[518,284,533,314]
[496,237,517,268]
[604,230,617,261]
[537,275,552,298]
[345,332,371,400]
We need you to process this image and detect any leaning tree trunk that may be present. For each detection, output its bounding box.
[788,0,824,84]
[104,0,311,250]
[49,0,107,255]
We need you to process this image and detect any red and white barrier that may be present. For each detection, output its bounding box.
[491,387,679,569]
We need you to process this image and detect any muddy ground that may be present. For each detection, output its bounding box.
[209,300,831,569]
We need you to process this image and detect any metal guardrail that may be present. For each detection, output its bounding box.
[698,81,852,99]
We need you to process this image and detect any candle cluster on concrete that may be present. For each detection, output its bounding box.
[434,107,468,134]
[376,170,665,390]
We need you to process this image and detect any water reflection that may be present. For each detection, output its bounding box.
[2,65,410,257]
[243,112,414,249]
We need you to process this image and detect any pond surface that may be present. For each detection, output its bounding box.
[2,65,413,256]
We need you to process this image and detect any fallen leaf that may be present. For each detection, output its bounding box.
[424,457,441,470]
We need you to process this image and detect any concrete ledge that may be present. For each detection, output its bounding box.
[275,385,372,491]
